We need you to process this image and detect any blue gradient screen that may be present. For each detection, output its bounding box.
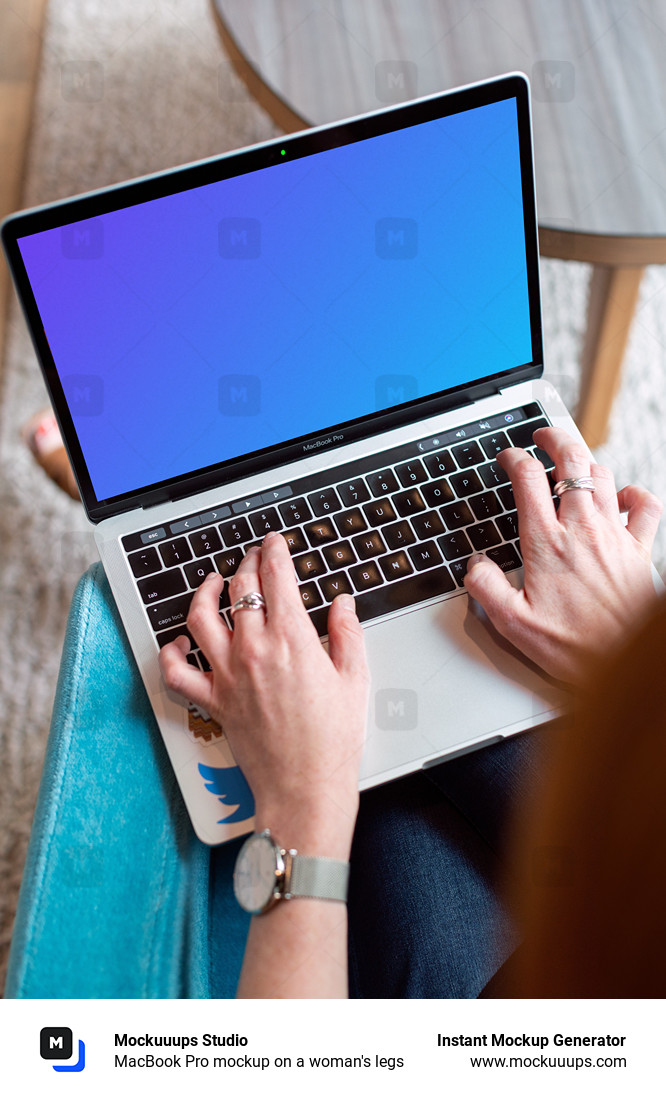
[17,97,532,502]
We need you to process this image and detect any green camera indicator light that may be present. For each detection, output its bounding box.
[280,149,286,156]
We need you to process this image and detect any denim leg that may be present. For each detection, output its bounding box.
[347,732,544,998]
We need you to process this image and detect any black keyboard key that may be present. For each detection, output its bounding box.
[364,498,397,526]
[479,460,510,488]
[497,511,519,542]
[299,581,323,610]
[334,507,367,537]
[159,538,192,568]
[468,521,502,550]
[438,530,473,561]
[378,551,413,582]
[294,550,327,581]
[214,547,244,576]
[469,491,502,521]
[367,469,399,496]
[147,591,193,631]
[497,485,515,511]
[304,518,338,547]
[156,624,196,649]
[480,431,510,458]
[422,478,454,507]
[424,450,455,477]
[394,488,426,517]
[282,528,308,555]
[138,568,187,605]
[507,418,548,449]
[412,510,445,539]
[383,520,416,550]
[309,487,341,516]
[249,508,283,537]
[184,558,216,587]
[395,458,427,486]
[279,497,312,525]
[486,543,522,573]
[440,501,474,530]
[532,445,555,470]
[353,564,455,620]
[452,440,484,467]
[189,527,222,557]
[408,540,443,571]
[323,540,356,569]
[450,470,483,497]
[350,561,383,592]
[128,547,162,578]
[353,530,387,560]
[320,571,354,602]
[337,480,370,507]
[186,652,201,669]
[450,557,472,586]
[220,517,252,546]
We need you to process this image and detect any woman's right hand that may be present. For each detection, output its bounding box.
[464,426,662,683]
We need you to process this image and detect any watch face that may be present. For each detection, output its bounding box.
[233,833,281,913]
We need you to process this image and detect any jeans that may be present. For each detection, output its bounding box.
[347,732,541,998]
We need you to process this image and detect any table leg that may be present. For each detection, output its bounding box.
[576,264,644,448]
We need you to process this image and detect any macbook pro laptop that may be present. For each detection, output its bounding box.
[2,73,574,844]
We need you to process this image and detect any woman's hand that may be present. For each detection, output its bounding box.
[464,426,662,683]
[159,530,369,859]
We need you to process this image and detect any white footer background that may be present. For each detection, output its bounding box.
[0,998,660,1097]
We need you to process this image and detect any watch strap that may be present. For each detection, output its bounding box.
[287,853,349,903]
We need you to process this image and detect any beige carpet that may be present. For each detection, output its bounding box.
[1,0,665,994]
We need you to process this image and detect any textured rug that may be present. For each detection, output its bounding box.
[1,0,665,994]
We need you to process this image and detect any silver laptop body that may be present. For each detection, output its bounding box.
[3,73,576,843]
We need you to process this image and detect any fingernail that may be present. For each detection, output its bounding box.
[337,593,356,612]
[467,553,486,570]
[263,531,280,543]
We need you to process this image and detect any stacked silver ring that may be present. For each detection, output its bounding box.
[553,476,595,497]
[230,591,267,616]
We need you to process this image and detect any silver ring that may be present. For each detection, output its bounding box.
[231,591,266,616]
[553,476,595,497]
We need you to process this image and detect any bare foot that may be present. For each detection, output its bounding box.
[22,410,80,501]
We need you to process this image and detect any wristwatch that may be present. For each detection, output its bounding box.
[233,829,350,914]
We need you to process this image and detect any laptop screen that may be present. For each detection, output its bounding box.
[9,80,538,514]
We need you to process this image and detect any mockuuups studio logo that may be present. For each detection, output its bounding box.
[219,374,261,416]
[62,374,104,417]
[375,373,417,411]
[218,217,261,259]
[531,60,575,102]
[375,217,418,259]
[40,1027,86,1073]
[375,60,418,103]
[376,688,418,731]
[61,222,104,259]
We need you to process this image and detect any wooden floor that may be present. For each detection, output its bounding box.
[0,0,49,386]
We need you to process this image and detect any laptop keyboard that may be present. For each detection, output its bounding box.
[122,402,553,667]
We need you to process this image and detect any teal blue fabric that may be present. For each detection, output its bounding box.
[4,562,248,998]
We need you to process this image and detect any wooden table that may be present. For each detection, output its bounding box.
[212,0,666,447]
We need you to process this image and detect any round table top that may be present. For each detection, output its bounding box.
[215,0,666,242]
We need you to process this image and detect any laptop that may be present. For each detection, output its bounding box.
[2,72,573,844]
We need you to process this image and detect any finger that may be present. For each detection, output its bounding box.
[326,593,369,685]
[497,446,558,538]
[464,553,530,645]
[532,426,594,519]
[589,462,620,520]
[187,571,232,663]
[617,484,663,551]
[159,636,216,713]
[227,546,266,637]
[259,531,310,623]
